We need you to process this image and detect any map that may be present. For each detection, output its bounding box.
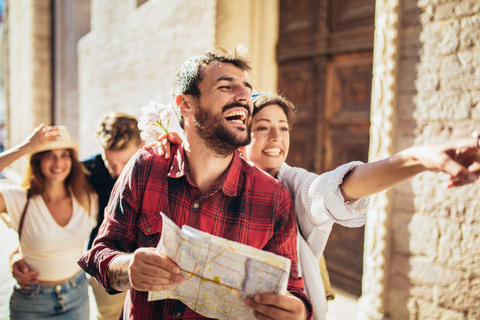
[148,213,291,320]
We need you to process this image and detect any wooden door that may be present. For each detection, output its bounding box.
[277,0,375,296]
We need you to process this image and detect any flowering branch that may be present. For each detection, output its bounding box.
[138,101,175,144]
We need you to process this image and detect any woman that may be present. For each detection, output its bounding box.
[0,124,97,319]
[153,93,480,320]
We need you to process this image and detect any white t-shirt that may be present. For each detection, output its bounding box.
[2,187,98,281]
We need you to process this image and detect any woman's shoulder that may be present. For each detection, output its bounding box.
[0,185,27,198]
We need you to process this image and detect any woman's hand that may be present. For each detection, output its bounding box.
[11,256,39,289]
[143,132,183,159]
[21,124,60,154]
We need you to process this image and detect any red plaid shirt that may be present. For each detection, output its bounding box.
[78,145,312,319]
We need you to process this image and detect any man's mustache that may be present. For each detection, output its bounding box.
[222,102,251,117]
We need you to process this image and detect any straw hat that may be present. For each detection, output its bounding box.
[34,126,79,154]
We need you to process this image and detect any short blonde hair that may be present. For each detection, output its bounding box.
[96,112,141,151]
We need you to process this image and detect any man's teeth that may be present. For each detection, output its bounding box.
[225,110,246,123]
[263,148,281,155]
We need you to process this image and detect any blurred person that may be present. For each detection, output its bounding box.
[82,112,143,320]
[0,124,97,319]
[78,48,313,320]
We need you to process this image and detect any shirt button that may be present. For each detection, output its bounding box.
[175,312,182,318]
[146,227,151,233]
[193,203,199,209]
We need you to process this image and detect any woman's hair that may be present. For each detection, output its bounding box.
[22,149,95,213]
[252,93,297,127]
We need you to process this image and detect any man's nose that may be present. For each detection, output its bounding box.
[114,165,125,177]
[234,85,252,104]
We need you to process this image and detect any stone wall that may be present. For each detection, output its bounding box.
[403,1,480,319]
[4,0,52,180]
[360,0,480,319]
[77,0,216,157]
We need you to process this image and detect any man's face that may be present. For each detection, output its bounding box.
[102,144,140,178]
[192,62,253,156]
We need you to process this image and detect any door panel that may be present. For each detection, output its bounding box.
[278,0,375,296]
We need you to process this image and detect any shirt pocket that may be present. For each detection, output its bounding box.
[137,211,162,248]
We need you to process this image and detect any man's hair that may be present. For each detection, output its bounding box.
[172,46,252,129]
[252,93,297,127]
[96,112,141,151]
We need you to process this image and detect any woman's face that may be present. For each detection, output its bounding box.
[246,104,290,177]
[40,149,72,183]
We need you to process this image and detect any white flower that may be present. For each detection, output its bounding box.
[138,101,174,143]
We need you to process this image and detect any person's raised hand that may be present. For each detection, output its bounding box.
[11,258,39,289]
[21,124,60,154]
[128,247,184,292]
[143,132,183,159]
[244,291,307,320]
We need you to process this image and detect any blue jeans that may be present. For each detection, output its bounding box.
[9,271,89,320]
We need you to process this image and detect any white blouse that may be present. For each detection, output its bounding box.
[278,162,370,320]
[2,187,97,281]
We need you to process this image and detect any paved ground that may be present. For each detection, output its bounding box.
[0,177,358,319]
[327,287,359,320]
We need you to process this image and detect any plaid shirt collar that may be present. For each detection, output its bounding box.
[167,144,241,197]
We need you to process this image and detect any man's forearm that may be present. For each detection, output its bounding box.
[108,254,134,291]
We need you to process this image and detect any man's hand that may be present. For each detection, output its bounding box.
[143,132,183,159]
[11,258,38,289]
[244,292,307,320]
[108,247,184,292]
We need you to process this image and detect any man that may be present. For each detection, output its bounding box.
[83,112,144,320]
[12,112,143,320]
[78,48,312,319]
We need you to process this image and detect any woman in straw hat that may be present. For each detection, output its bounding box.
[0,124,97,319]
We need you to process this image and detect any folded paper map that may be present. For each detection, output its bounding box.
[148,213,291,320]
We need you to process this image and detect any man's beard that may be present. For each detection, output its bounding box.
[194,102,251,157]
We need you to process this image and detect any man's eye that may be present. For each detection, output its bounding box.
[219,86,231,90]
[256,126,268,131]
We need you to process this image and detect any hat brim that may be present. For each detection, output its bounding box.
[34,140,79,154]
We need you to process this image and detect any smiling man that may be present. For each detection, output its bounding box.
[78,48,312,320]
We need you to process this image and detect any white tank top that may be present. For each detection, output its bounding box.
[2,187,97,281]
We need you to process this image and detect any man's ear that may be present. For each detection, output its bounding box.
[176,95,195,118]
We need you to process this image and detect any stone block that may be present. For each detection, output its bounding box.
[440,55,477,91]
[415,298,466,320]
[420,19,460,55]
[455,0,480,17]
[434,2,456,20]
[460,16,480,50]
[408,214,439,258]
[471,92,480,119]
[414,92,471,121]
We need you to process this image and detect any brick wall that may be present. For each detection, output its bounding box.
[78,0,216,157]
[388,1,480,319]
